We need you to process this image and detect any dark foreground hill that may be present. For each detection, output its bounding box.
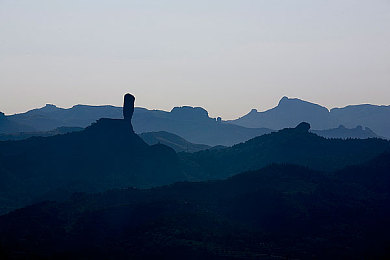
[0,118,184,215]
[180,122,390,180]
[1,153,389,259]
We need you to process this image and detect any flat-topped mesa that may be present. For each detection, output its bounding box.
[123,93,135,121]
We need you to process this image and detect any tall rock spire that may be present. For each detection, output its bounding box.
[123,93,135,121]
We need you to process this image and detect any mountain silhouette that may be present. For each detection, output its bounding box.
[331,104,390,139]
[4,105,272,146]
[1,153,389,259]
[232,96,390,138]
[0,94,185,214]
[3,96,389,144]
[7,104,123,131]
[1,119,388,214]
[233,97,334,129]
[180,122,390,180]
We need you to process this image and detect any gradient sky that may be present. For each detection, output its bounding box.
[1,0,389,119]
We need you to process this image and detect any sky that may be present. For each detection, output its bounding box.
[1,0,389,119]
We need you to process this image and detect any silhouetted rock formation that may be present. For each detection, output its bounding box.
[0,94,187,215]
[123,93,135,121]
[296,122,311,132]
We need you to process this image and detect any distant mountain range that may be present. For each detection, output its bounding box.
[232,96,390,138]
[1,96,388,146]
[2,105,271,146]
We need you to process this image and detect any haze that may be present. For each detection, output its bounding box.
[1,0,389,119]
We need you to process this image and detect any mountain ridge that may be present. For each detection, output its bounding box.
[232,96,390,138]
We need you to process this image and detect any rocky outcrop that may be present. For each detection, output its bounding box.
[296,122,311,132]
[123,93,135,121]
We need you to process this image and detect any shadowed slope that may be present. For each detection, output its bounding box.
[180,122,390,180]
[0,108,185,214]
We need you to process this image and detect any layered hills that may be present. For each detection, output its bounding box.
[232,96,390,138]
[4,105,271,146]
[1,94,390,258]
[0,96,185,214]
[180,122,390,180]
[1,119,388,215]
[1,153,389,259]
[2,96,389,146]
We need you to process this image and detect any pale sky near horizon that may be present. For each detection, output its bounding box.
[1,0,389,119]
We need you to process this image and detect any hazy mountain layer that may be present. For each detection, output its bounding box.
[4,105,272,146]
[0,112,34,134]
[3,97,388,146]
[232,96,390,138]
[180,123,390,180]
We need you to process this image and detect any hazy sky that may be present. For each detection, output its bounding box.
[1,0,389,119]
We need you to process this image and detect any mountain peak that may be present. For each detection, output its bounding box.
[295,122,311,132]
[278,96,290,105]
[276,97,330,113]
[41,104,59,111]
